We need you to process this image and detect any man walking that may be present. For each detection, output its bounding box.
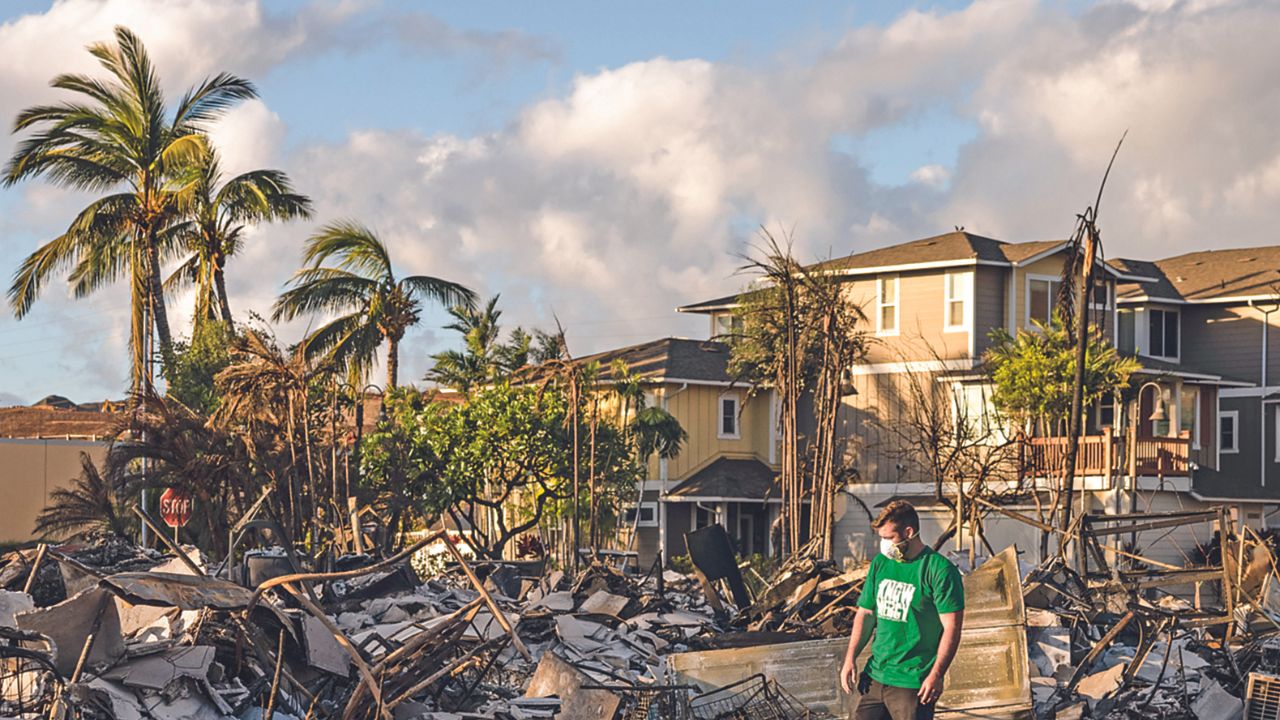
[839,500,965,719]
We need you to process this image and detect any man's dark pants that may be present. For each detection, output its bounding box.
[853,678,936,720]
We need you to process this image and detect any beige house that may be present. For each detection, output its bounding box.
[679,231,1280,568]
[552,338,779,567]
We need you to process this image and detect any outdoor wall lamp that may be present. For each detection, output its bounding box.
[1138,381,1166,422]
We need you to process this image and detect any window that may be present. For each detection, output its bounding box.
[1090,281,1112,309]
[1220,411,1239,454]
[1180,387,1200,449]
[1027,277,1061,326]
[712,313,742,341]
[877,275,899,335]
[951,383,1007,443]
[1153,387,1172,437]
[719,394,740,438]
[1275,405,1280,463]
[622,502,658,528]
[1147,309,1179,359]
[944,271,971,331]
[1096,394,1116,429]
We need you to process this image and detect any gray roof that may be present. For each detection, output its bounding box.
[678,231,1074,314]
[1118,247,1280,303]
[666,457,779,500]
[525,337,733,385]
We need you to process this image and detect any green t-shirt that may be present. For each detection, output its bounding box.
[856,547,965,689]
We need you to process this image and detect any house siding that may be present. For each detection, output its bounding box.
[653,384,773,483]
[847,270,969,364]
[973,265,1007,356]
[1180,304,1278,384]
[840,371,948,486]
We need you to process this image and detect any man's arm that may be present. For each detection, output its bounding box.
[917,609,964,705]
[840,607,875,693]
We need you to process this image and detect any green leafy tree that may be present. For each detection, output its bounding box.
[362,382,643,559]
[166,144,312,329]
[4,26,256,394]
[166,319,234,415]
[273,221,476,388]
[984,312,1140,434]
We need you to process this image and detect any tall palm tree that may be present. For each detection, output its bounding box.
[166,144,312,330]
[273,221,476,388]
[4,26,256,395]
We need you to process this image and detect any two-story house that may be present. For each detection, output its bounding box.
[679,231,1279,568]
[553,338,781,567]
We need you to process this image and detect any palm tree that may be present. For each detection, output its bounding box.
[166,144,312,330]
[273,221,476,388]
[4,26,256,395]
[427,296,504,391]
[34,453,132,539]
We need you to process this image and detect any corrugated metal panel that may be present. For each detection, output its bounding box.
[667,637,854,716]
[667,546,1032,718]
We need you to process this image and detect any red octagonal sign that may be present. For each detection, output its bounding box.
[159,488,193,528]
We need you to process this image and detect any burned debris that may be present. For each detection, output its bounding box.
[5,500,1280,719]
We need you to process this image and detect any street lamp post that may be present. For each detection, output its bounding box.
[1125,381,1168,558]
[352,384,385,494]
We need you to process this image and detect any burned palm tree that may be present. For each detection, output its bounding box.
[214,326,327,542]
[107,393,248,552]
[34,453,132,539]
[1055,132,1127,554]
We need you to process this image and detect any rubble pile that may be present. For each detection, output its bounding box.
[7,508,1280,718]
[0,534,828,720]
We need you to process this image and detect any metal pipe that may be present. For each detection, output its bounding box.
[1248,299,1279,487]
[657,382,688,565]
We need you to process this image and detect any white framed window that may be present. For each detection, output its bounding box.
[1147,309,1180,360]
[950,382,1007,444]
[1026,275,1061,327]
[1089,281,1112,310]
[1096,393,1116,429]
[712,313,742,341]
[944,271,972,332]
[1275,406,1280,463]
[1180,387,1200,449]
[876,274,899,335]
[718,393,740,439]
[622,502,658,528]
[1220,410,1239,454]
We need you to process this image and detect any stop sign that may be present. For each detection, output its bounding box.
[159,488,193,528]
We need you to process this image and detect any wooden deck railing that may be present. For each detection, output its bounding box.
[1021,431,1191,477]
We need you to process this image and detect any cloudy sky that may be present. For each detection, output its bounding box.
[2,0,1278,405]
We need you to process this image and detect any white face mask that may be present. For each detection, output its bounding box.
[880,534,912,561]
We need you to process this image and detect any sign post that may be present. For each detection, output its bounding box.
[159,488,193,545]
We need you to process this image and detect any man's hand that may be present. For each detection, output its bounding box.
[917,671,944,705]
[839,657,858,694]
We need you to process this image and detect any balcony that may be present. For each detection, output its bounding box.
[1021,431,1192,478]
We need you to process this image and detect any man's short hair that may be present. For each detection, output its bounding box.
[873,500,920,533]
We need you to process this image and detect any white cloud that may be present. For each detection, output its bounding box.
[6,0,1280,399]
[910,164,951,187]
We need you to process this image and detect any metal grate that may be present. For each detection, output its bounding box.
[688,674,817,720]
[1247,672,1280,720]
